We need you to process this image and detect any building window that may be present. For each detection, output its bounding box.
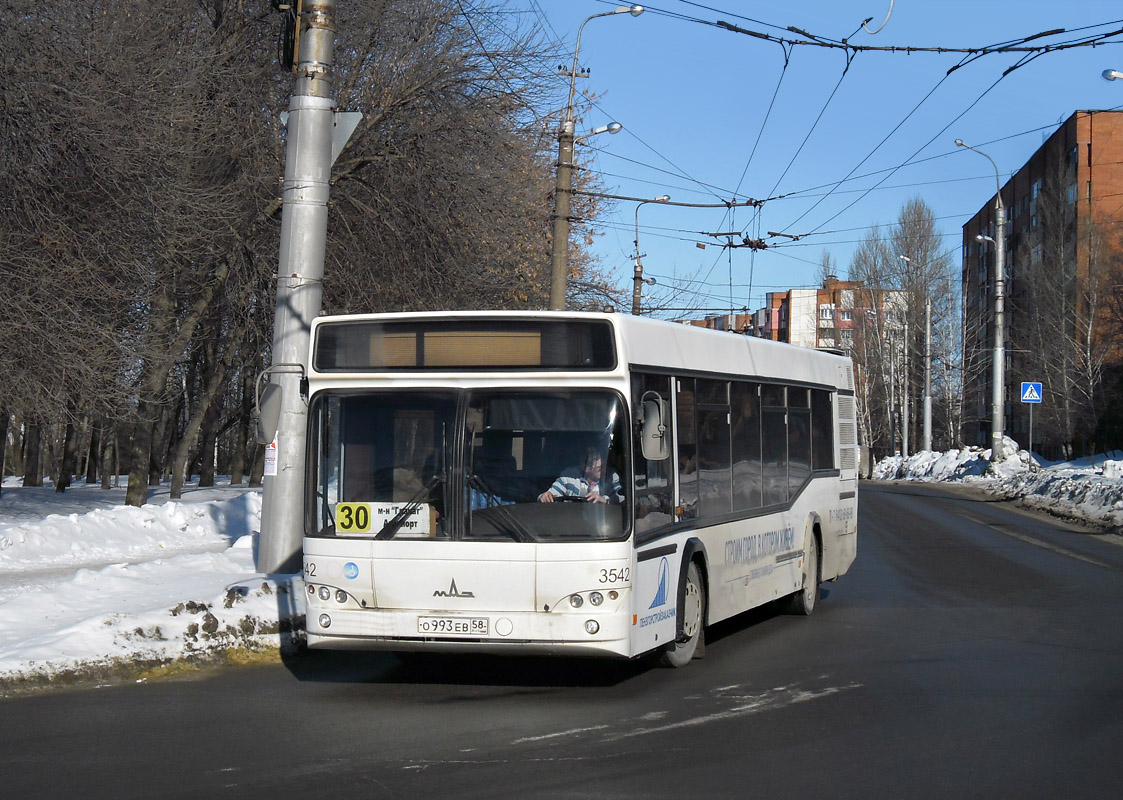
[1066,184,1077,205]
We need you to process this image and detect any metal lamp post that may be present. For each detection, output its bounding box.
[549,5,643,310]
[632,195,669,315]
[956,138,1007,461]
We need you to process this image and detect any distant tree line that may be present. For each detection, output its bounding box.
[847,198,961,461]
[0,0,620,499]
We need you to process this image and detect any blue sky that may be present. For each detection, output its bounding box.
[509,0,1123,314]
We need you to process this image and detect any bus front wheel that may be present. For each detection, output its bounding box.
[659,561,705,668]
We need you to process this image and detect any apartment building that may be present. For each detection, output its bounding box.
[961,110,1123,454]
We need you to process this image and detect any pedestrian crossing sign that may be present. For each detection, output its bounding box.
[1020,382,1042,403]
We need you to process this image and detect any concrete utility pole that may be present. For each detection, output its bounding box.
[957,138,1007,462]
[258,0,338,574]
[923,295,932,452]
[549,5,643,310]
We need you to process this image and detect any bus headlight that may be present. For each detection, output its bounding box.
[335,590,347,604]
[589,591,603,606]
[318,614,331,629]
[584,620,600,635]
[569,594,584,608]
[318,586,330,601]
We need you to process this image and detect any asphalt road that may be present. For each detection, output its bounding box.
[3,481,1122,799]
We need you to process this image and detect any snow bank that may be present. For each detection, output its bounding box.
[0,481,304,694]
[872,438,1123,530]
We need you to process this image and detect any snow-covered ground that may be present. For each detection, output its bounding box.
[872,437,1123,530]
[0,477,303,695]
[1,442,1120,695]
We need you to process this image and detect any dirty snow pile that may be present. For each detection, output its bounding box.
[873,438,1123,530]
[0,478,303,692]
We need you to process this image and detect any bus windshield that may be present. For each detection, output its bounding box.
[308,389,630,542]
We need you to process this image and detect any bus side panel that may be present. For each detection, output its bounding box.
[704,514,801,624]
[822,487,857,581]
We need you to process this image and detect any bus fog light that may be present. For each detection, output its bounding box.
[318,614,331,629]
[569,594,583,608]
[318,586,330,601]
[335,590,347,603]
[584,620,599,635]
[608,590,619,600]
[589,591,603,606]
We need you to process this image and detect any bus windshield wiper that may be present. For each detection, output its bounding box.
[374,477,441,540]
[468,474,537,543]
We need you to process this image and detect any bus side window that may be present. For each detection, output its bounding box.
[696,379,731,517]
[731,381,762,511]
[811,390,834,470]
[676,377,698,519]
[632,374,674,533]
[761,385,788,506]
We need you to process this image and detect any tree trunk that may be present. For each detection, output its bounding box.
[100,427,115,490]
[0,406,8,497]
[248,442,265,488]
[56,417,79,493]
[170,324,243,498]
[199,405,219,488]
[86,422,101,484]
[23,421,42,487]
[126,398,158,506]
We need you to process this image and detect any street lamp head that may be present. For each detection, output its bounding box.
[617,4,644,16]
[1104,69,1123,81]
[655,194,670,202]
[578,122,623,140]
[954,138,966,148]
[898,254,910,263]
[976,234,995,244]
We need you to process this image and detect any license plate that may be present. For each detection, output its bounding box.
[417,616,489,636]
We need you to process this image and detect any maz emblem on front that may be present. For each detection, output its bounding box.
[433,579,475,598]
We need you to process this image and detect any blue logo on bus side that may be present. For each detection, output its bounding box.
[344,562,359,580]
[638,557,675,628]
[649,557,669,609]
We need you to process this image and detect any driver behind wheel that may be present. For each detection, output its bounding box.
[538,445,623,504]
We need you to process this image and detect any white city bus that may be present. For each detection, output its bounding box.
[297,311,857,666]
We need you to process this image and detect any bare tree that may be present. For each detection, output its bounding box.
[0,0,623,500]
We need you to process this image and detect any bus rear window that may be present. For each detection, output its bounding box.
[314,320,617,372]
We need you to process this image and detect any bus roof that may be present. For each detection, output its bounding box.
[309,310,854,391]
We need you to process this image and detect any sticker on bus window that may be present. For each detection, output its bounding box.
[335,502,431,535]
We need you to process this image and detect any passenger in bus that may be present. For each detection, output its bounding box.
[538,446,623,504]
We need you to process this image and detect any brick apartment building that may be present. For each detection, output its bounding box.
[961,110,1123,454]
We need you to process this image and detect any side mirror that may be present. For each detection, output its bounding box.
[640,393,670,461]
[255,382,282,445]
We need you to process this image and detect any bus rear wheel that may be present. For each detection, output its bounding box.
[782,529,819,616]
[659,561,705,668]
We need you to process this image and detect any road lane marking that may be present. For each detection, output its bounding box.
[511,724,611,744]
[955,510,1114,569]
